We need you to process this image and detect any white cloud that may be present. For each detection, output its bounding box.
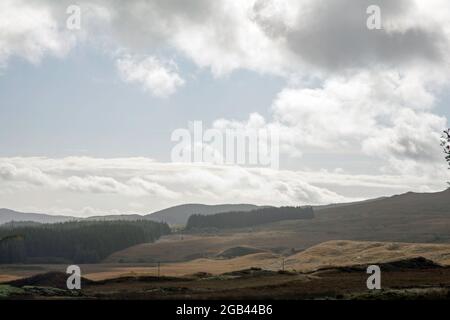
[362,108,446,163]
[0,0,76,66]
[215,70,448,174]
[116,54,185,97]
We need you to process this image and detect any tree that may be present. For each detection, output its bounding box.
[0,221,170,264]
[186,206,314,230]
[0,235,25,263]
[442,129,450,168]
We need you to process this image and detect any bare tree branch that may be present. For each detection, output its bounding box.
[442,129,450,171]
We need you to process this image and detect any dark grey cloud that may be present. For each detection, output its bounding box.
[252,0,446,71]
[104,0,216,50]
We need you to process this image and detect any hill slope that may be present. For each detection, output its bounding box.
[256,188,450,248]
[108,189,450,263]
[311,188,450,243]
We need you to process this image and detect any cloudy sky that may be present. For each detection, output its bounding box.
[1,0,449,216]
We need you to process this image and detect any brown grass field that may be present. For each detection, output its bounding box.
[2,239,450,299]
[2,240,450,282]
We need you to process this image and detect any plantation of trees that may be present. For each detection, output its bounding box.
[186,206,314,230]
[0,220,170,264]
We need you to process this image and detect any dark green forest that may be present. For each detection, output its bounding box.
[186,206,314,230]
[0,220,170,264]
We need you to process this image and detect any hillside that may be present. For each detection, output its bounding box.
[145,203,266,225]
[309,188,450,243]
[255,188,450,248]
[108,189,450,263]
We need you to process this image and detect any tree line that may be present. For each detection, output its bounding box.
[0,220,170,264]
[186,206,314,230]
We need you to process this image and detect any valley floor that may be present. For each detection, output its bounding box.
[2,239,450,300]
[1,263,450,300]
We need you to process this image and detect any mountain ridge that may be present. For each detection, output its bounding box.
[2,188,449,226]
[0,203,268,226]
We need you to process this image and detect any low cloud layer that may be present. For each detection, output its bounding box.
[0,157,448,216]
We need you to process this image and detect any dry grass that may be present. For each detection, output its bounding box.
[95,240,450,279]
[87,252,281,280]
[286,240,450,271]
[0,253,282,282]
[4,240,450,282]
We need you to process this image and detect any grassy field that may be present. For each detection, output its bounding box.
[2,258,450,300]
[3,240,450,282]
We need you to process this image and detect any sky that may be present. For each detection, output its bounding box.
[0,0,450,216]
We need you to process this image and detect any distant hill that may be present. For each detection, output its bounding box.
[3,188,449,232]
[0,208,75,225]
[145,204,267,225]
[0,204,267,226]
